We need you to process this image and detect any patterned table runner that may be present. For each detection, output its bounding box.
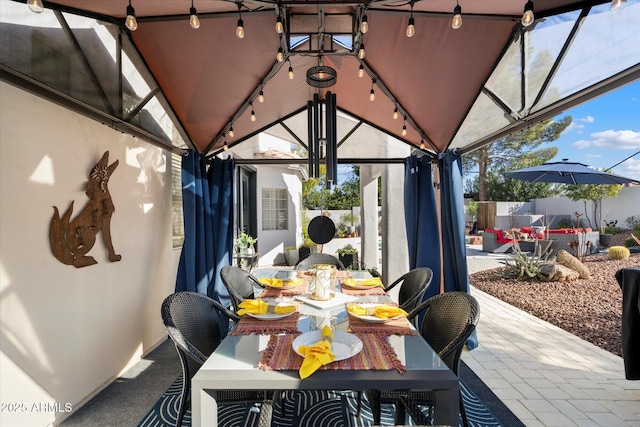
[230,312,301,336]
[347,315,418,336]
[258,333,406,374]
[341,286,387,297]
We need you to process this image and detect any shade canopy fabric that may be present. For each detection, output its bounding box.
[8,0,638,158]
[505,161,640,185]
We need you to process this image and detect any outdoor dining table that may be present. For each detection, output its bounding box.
[191,268,459,426]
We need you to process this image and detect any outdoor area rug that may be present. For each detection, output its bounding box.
[137,375,505,427]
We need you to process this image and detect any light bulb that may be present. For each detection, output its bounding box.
[288,65,294,79]
[258,90,264,103]
[420,140,425,149]
[360,15,369,33]
[189,7,200,29]
[27,0,44,13]
[250,109,256,122]
[125,5,138,31]
[228,127,235,138]
[275,16,283,33]
[402,124,407,136]
[223,143,229,151]
[358,44,365,59]
[276,48,284,62]
[358,64,365,78]
[406,17,415,37]
[393,108,399,120]
[521,1,534,27]
[236,19,245,38]
[610,0,627,11]
[369,88,375,101]
[452,5,462,29]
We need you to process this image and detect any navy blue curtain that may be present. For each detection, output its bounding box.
[438,149,477,349]
[404,154,441,300]
[175,151,234,329]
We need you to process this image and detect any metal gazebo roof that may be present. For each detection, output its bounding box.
[3,0,639,157]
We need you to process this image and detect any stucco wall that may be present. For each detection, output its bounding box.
[0,82,178,426]
[255,165,302,267]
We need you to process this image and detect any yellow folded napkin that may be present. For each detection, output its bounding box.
[298,325,335,379]
[236,299,296,316]
[347,304,407,319]
[342,277,383,288]
[373,305,407,319]
[259,278,304,287]
[258,278,284,287]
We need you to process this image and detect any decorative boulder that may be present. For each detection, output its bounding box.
[538,263,580,282]
[557,250,591,279]
[551,264,580,282]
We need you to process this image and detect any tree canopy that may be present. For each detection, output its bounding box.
[563,183,623,230]
[463,117,572,201]
[303,165,361,209]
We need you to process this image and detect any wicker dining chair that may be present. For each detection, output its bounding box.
[294,253,346,270]
[366,291,480,426]
[384,267,433,312]
[220,265,264,312]
[161,291,272,427]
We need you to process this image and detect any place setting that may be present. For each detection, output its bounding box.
[229,298,301,336]
[346,302,418,336]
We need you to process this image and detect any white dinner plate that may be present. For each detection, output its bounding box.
[347,303,404,323]
[246,311,295,320]
[292,330,363,362]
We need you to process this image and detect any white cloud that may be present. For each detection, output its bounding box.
[617,158,640,182]
[564,115,594,133]
[572,129,640,150]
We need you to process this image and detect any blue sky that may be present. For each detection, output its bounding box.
[545,79,640,181]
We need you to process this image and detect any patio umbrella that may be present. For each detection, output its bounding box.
[504,160,640,185]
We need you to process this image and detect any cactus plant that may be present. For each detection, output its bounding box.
[501,240,554,280]
[608,246,630,260]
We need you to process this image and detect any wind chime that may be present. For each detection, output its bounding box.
[306,54,338,189]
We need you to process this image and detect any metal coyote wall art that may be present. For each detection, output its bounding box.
[50,151,122,268]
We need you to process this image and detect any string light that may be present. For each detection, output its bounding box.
[276,47,284,62]
[521,0,534,27]
[27,0,44,13]
[236,3,245,38]
[358,64,365,78]
[420,139,425,149]
[250,103,256,121]
[223,141,229,150]
[125,0,138,31]
[358,43,366,59]
[228,126,235,138]
[452,2,462,30]
[360,14,369,33]
[288,60,294,79]
[369,80,376,101]
[402,117,408,136]
[406,1,415,37]
[393,107,399,120]
[258,89,265,103]
[610,0,627,11]
[275,15,284,33]
[189,0,200,29]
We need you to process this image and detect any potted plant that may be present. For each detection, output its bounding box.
[284,245,299,266]
[337,244,359,269]
[599,219,619,248]
[234,233,257,256]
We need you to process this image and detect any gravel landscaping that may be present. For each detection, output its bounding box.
[470,232,639,358]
